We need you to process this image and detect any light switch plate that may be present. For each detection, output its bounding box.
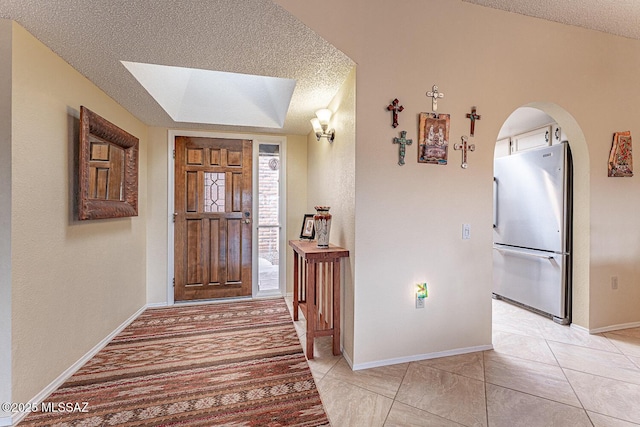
[462,224,471,240]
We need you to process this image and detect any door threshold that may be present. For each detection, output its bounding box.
[173,296,253,306]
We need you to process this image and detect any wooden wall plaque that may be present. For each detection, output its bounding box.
[78,106,139,220]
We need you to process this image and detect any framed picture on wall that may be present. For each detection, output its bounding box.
[299,214,315,239]
[418,112,450,165]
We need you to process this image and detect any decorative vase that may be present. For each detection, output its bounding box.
[314,206,332,248]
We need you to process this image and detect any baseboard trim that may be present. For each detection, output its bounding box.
[0,415,11,427]
[146,302,169,308]
[589,321,640,334]
[351,344,494,371]
[11,304,147,426]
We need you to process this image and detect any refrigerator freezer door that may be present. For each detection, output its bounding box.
[493,244,567,319]
[493,144,568,253]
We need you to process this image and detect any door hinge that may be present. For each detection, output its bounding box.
[173,278,175,288]
[173,149,176,159]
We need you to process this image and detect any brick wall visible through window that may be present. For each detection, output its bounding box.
[258,150,279,266]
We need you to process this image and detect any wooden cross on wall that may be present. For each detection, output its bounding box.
[466,106,481,137]
[426,85,444,111]
[393,130,412,166]
[387,98,404,128]
[454,136,475,169]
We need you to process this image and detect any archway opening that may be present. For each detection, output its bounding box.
[493,103,590,329]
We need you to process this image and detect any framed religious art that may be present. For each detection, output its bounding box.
[418,113,450,165]
[78,106,139,220]
[608,131,633,177]
[299,214,316,239]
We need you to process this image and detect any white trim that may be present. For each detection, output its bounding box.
[569,323,589,334]
[588,321,640,334]
[146,302,169,309]
[350,345,494,371]
[167,130,287,305]
[11,305,147,426]
[0,416,10,427]
[342,348,354,369]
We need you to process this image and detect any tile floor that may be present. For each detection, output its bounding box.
[285,297,640,426]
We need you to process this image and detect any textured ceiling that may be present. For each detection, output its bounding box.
[0,0,355,135]
[462,0,640,40]
[2,1,638,135]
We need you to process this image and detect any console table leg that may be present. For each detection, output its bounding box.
[306,261,316,359]
[292,251,299,321]
[332,260,341,356]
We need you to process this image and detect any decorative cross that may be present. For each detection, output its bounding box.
[387,98,404,128]
[426,85,444,111]
[454,136,475,169]
[393,130,413,166]
[466,106,481,137]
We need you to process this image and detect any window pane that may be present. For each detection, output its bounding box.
[258,145,279,225]
[258,144,281,293]
[204,172,225,213]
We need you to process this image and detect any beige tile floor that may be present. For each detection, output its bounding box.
[285,297,640,427]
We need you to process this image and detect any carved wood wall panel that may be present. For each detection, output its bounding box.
[78,106,139,220]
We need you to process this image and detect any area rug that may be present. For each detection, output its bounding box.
[19,298,329,426]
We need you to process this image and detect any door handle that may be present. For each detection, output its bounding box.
[243,211,251,224]
[493,246,553,260]
[493,177,498,228]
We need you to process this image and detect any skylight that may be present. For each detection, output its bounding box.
[121,61,296,128]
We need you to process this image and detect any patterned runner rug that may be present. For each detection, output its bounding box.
[19,298,329,426]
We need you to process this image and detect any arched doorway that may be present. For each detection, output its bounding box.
[493,103,590,329]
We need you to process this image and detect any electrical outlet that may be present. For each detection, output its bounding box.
[611,276,618,290]
[416,295,425,308]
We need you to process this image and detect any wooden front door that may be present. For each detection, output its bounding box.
[174,136,252,301]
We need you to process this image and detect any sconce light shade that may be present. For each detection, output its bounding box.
[310,109,335,143]
[315,108,332,126]
[310,117,323,134]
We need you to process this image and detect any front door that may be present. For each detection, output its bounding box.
[174,136,252,301]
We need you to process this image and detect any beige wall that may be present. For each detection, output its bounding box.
[306,67,356,359]
[0,18,12,416]
[146,127,170,304]
[285,134,308,295]
[10,22,148,403]
[277,0,640,365]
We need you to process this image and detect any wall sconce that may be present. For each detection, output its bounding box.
[310,108,335,143]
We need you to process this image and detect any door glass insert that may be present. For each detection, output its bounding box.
[258,144,281,292]
[204,172,225,213]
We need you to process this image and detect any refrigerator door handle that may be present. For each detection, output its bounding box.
[493,246,553,260]
[493,177,498,228]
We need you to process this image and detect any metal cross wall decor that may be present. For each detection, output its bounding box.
[466,106,481,137]
[387,98,404,128]
[454,136,475,169]
[393,130,413,166]
[426,85,444,112]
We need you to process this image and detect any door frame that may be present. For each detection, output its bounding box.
[167,130,287,305]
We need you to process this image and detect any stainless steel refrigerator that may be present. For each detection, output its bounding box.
[493,142,572,324]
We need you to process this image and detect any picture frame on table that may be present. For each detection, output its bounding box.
[299,214,315,239]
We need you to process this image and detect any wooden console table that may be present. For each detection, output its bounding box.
[289,240,349,359]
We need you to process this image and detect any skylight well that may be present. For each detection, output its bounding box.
[121,61,296,128]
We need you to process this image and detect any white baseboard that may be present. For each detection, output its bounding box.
[351,344,494,371]
[0,415,11,427]
[11,304,147,426]
[570,323,589,333]
[146,302,169,308]
[589,321,640,334]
